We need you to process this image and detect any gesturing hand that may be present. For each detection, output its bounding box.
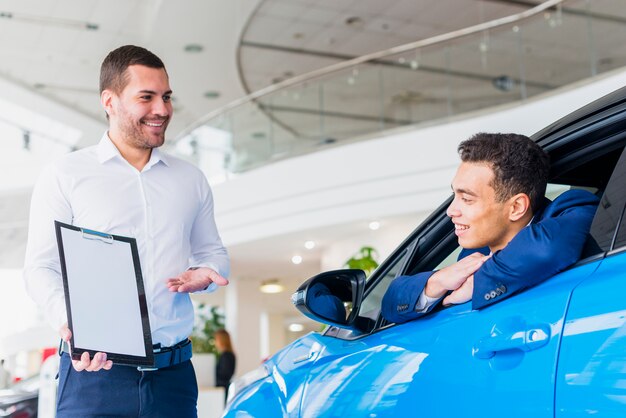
[59,324,113,372]
[425,253,489,299]
[167,267,229,293]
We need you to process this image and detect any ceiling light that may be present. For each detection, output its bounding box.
[260,279,285,294]
[304,241,315,250]
[369,221,380,231]
[203,90,220,99]
[291,255,303,265]
[252,131,266,139]
[184,44,204,53]
[288,323,304,332]
[345,16,364,27]
[0,11,98,31]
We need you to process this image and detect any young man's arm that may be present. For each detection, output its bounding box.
[381,190,598,324]
[381,253,488,323]
[471,189,599,309]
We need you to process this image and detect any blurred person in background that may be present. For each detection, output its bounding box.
[215,329,236,402]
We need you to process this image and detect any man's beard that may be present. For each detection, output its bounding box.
[118,108,167,150]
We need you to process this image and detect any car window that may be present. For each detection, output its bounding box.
[590,146,626,252]
[358,244,413,322]
[435,246,462,270]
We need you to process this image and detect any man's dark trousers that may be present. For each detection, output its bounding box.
[56,353,198,418]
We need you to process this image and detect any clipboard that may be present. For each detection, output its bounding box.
[55,221,154,367]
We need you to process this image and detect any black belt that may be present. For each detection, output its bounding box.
[150,339,193,370]
[59,339,193,371]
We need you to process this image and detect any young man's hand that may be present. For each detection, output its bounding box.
[59,324,113,372]
[167,267,228,293]
[443,275,474,306]
[424,253,489,299]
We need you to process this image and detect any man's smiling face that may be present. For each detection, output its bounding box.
[108,64,173,150]
[447,162,517,252]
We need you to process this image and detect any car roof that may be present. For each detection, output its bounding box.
[533,85,626,146]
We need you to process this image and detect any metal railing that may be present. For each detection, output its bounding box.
[174,0,626,181]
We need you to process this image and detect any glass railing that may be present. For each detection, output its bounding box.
[173,0,626,182]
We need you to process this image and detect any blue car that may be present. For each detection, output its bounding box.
[224,86,626,417]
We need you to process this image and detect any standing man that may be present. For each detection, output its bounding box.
[24,45,229,417]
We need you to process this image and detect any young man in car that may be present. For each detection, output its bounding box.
[382,132,599,324]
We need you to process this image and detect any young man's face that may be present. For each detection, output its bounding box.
[447,162,517,252]
[107,64,173,150]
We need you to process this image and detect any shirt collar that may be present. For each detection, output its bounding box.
[97,132,170,168]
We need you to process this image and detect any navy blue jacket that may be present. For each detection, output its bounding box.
[381,189,599,324]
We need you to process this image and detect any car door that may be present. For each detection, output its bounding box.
[297,193,605,418]
[555,146,626,416]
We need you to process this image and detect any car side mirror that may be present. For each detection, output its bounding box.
[291,269,366,329]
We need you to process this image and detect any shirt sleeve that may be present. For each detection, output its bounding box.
[415,290,441,312]
[188,178,230,293]
[23,164,73,330]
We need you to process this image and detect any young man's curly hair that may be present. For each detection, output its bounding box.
[458,132,550,213]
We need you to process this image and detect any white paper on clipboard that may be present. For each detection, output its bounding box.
[55,221,153,366]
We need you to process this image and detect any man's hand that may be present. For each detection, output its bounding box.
[443,275,474,306]
[167,267,228,293]
[60,324,113,372]
[425,253,489,299]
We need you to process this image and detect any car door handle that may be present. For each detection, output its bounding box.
[292,351,317,364]
[473,324,551,359]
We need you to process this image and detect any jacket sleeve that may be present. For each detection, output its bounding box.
[472,189,599,309]
[381,271,436,323]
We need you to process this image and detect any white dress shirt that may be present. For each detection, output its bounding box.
[24,134,230,347]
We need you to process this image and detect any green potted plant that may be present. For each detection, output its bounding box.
[190,304,225,355]
[190,303,225,387]
[345,246,379,274]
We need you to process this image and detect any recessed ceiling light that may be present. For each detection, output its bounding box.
[0,12,98,31]
[304,241,315,250]
[259,279,285,294]
[345,16,364,27]
[292,255,303,265]
[369,221,380,231]
[252,131,266,139]
[184,43,204,53]
[293,32,304,39]
[203,90,220,99]
[288,323,304,332]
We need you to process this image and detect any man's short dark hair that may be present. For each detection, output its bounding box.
[99,45,166,94]
[458,132,550,213]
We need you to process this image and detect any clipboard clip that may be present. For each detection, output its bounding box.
[81,228,114,244]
